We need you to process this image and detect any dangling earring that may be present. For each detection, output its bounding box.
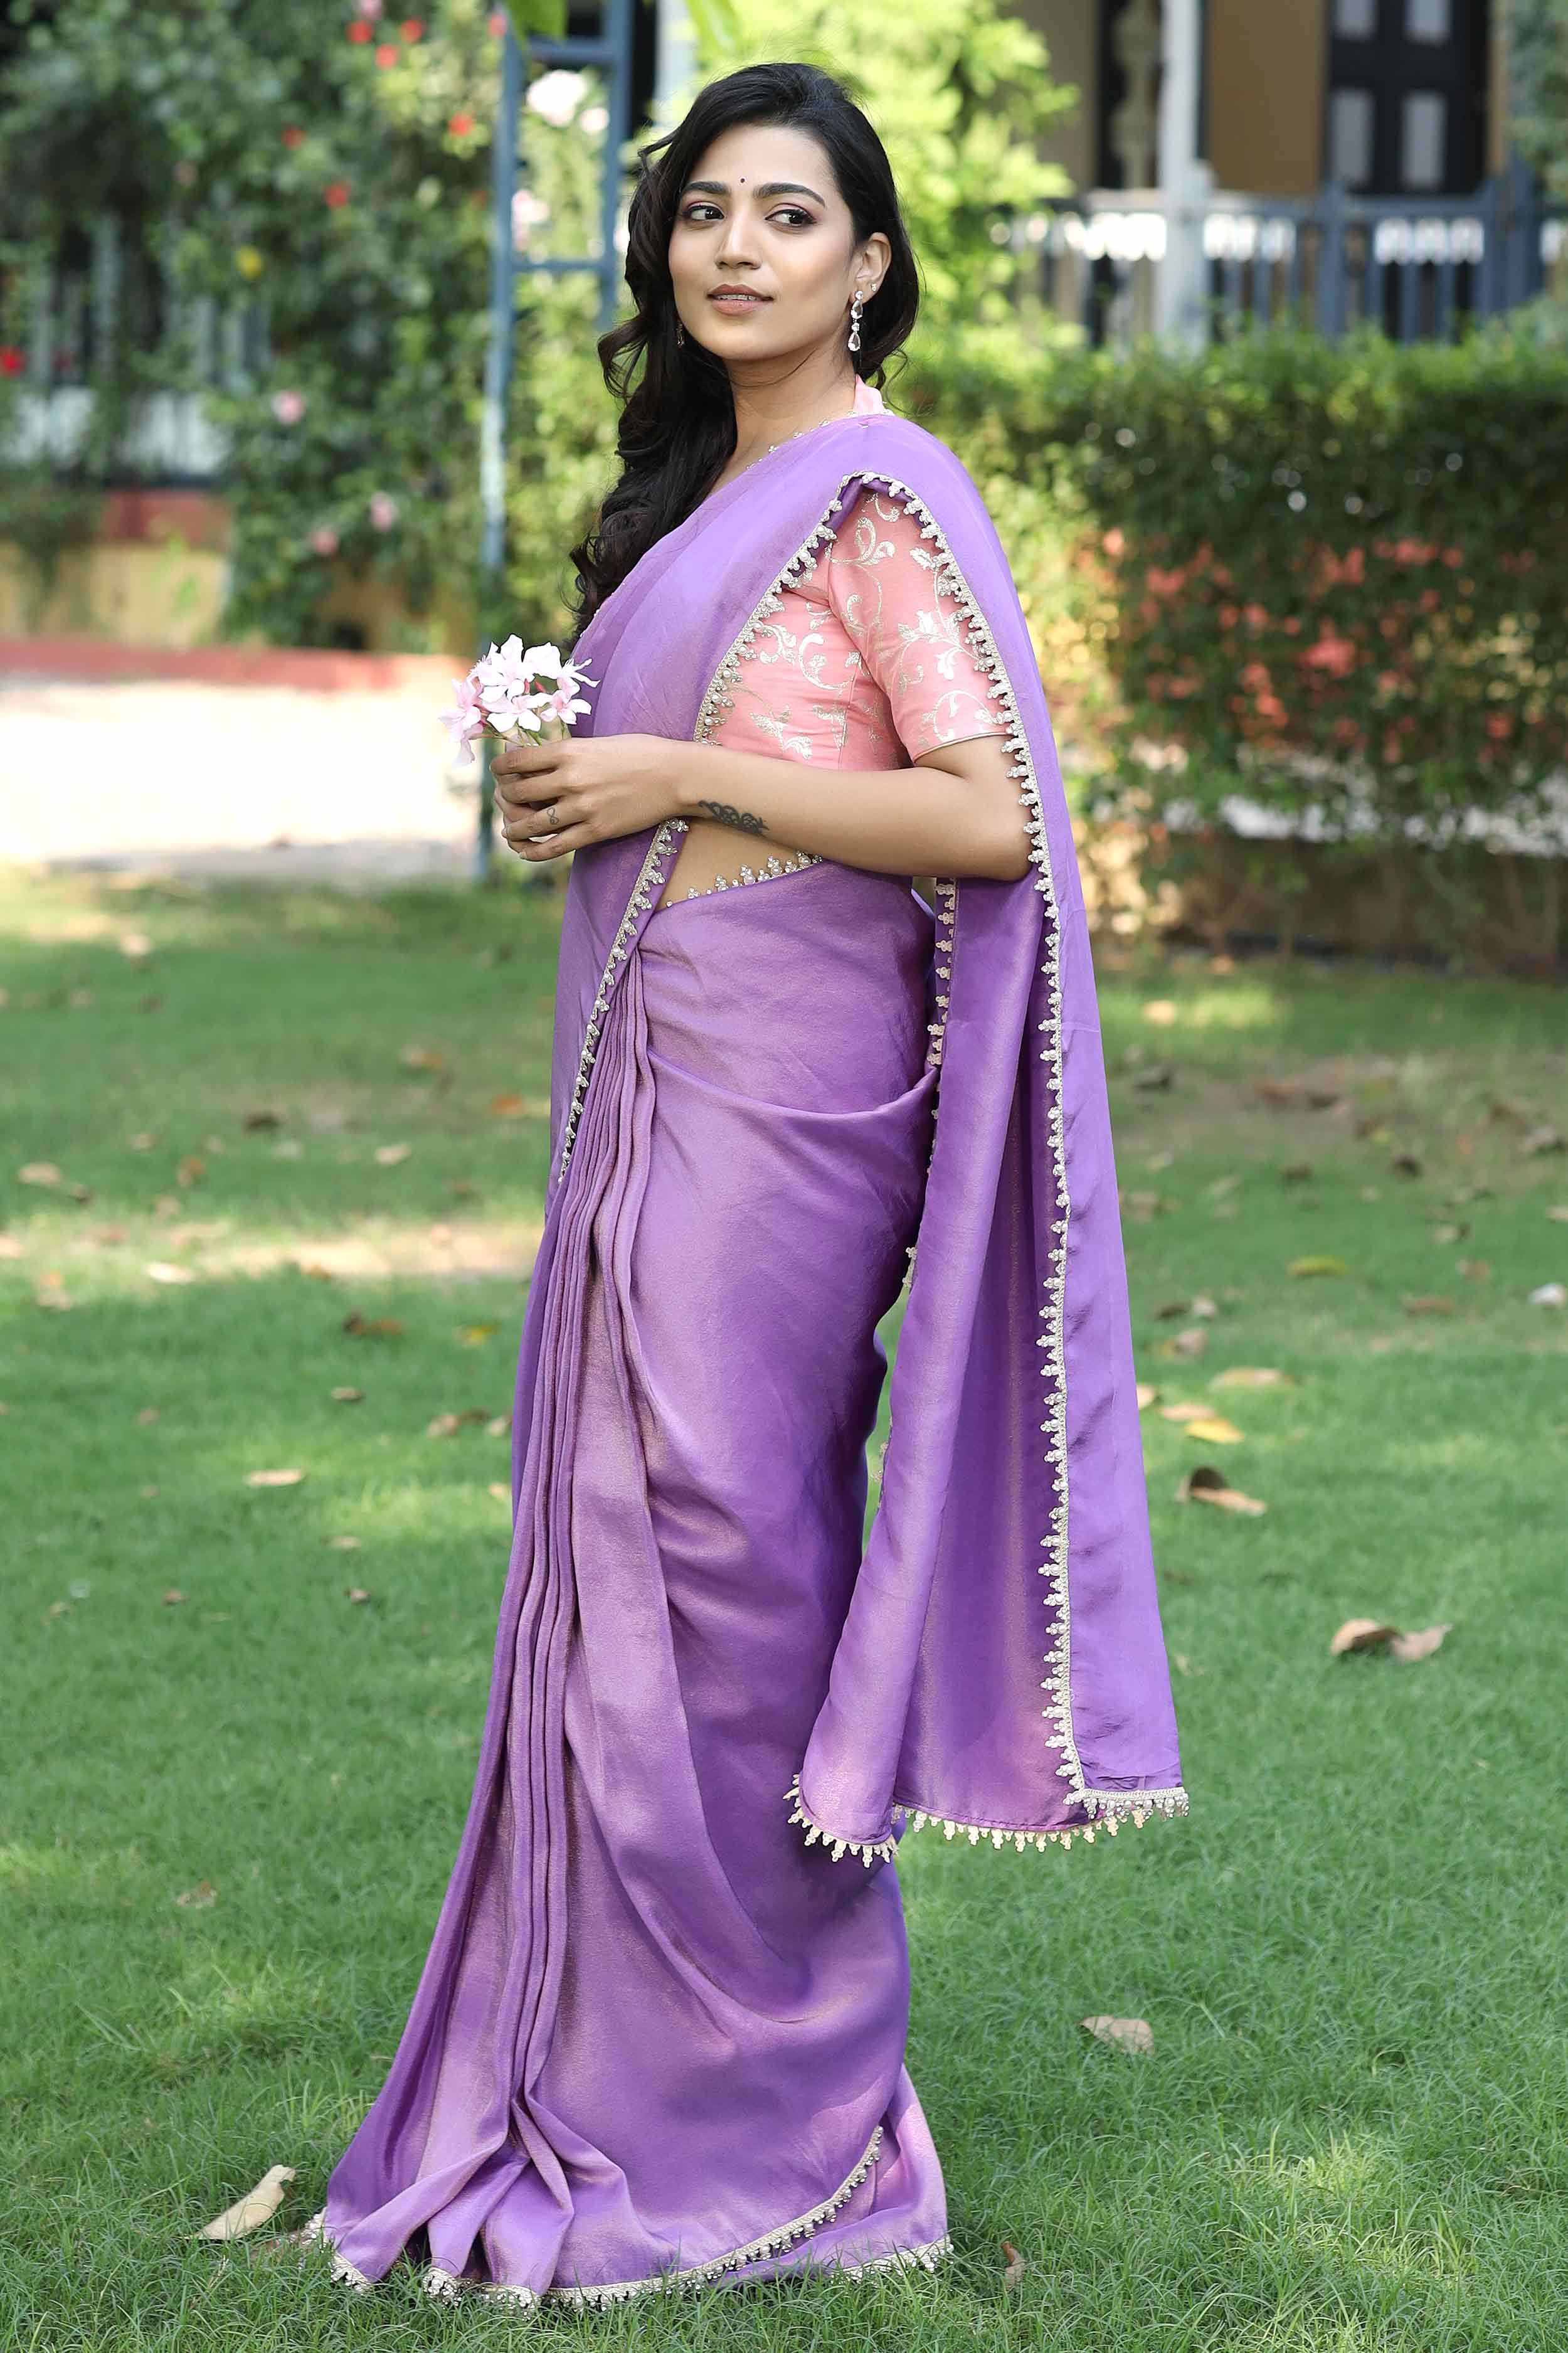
[675,321,685,348]
[847,288,864,353]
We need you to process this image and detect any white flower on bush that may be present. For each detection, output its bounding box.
[271,389,307,425]
[512,188,551,253]
[308,525,339,558]
[526,69,587,127]
[368,491,399,531]
[580,104,608,134]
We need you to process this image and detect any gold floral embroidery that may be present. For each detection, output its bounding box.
[708,484,1008,772]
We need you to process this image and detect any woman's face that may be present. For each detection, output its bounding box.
[667,121,888,369]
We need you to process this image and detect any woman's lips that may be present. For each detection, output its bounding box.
[708,292,770,309]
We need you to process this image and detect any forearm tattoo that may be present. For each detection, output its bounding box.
[696,798,770,839]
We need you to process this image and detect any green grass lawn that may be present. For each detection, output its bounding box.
[4,861,1565,2352]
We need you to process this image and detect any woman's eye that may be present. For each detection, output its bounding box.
[679,204,813,228]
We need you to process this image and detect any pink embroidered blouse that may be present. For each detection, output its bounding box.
[659,377,1009,905]
[706,377,1005,770]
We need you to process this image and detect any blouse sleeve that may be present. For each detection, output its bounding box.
[821,486,1009,760]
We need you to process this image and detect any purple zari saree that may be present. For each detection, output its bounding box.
[304,405,1188,2308]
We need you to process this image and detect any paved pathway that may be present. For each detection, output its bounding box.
[1,671,487,888]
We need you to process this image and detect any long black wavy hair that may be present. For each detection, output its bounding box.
[565,61,921,645]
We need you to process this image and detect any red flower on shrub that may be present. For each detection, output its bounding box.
[401,16,424,36]
[1145,565,1186,597]
[324,180,351,208]
[1485,712,1515,741]
[0,346,24,375]
[1302,629,1358,678]
[448,110,475,135]
[376,41,398,63]
[347,19,373,40]
[282,124,304,149]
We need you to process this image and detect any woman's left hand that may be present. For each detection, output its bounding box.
[491,732,681,863]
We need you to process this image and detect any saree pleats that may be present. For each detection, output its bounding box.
[315,862,950,2301]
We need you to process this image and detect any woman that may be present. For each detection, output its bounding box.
[300,60,1187,2309]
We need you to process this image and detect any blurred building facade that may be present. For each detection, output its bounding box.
[1020,0,1510,199]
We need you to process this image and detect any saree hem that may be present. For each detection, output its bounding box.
[296,2120,911,2308]
[784,1773,1191,1861]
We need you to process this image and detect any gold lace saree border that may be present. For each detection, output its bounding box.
[785,1771,1190,1864]
[295,2120,937,2308]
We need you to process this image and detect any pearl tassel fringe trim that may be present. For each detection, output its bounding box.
[295,2122,941,2308]
[785,1771,1189,1862]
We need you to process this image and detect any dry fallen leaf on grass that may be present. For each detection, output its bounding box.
[331,1386,364,1403]
[1547,1206,1568,1224]
[1080,2015,1153,2054]
[346,1587,371,1604]
[119,931,153,959]
[401,1046,448,1074]
[146,1261,196,1285]
[1183,1415,1244,1444]
[1001,2241,1027,2288]
[176,1155,205,1187]
[1519,1127,1565,1159]
[18,1162,61,1187]
[1157,1401,1207,1423]
[488,1092,527,1118]
[1289,1256,1350,1278]
[1129,1063,1175,1093]
[1528,1282,1567,1309]
[1176,1464,1267,1515]
[1331,1617,1453,1660]
[374,1143,412,1166]
[342,1313,405,1339]
[245,1468,306,1487]
[1135,1383,1159,1411]
[1158,1326,1209,1359]
[488,1482,510,1502]
[162,1588,186,1605]
[34,1287,75,1311]
[1331,1618,1401,1654]
[1457,1258,1491,1282]
[1402,1294,1456,1316]
[327,1535,361,1550]
[241,1108,282,1130]
[0,1234,22,1259]
[487,1415,510,1438]
[175,1879,216,1907]
[198,2164,295,2241]
[135,1406,160,1425]
[458,1323,500,1346]
[1210,1366,1295,1389]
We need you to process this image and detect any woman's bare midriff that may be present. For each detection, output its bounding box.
[652,461,818,911]
[654,814,818,911]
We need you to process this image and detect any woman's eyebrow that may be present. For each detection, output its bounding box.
[679,179,825,204]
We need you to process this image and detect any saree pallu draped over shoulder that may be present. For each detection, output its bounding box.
[304,404,1187,2308]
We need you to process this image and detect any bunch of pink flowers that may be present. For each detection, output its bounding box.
[439,637,596,766]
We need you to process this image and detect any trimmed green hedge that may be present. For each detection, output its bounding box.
[983,330,1568,855]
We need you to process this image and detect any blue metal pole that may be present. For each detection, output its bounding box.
[475,21,523,883]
